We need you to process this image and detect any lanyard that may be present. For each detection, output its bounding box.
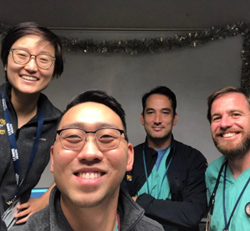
[142,147,173,196]
[116,213,120,231]
[208,158,228,216]
[1,91,44,202]
[222,162,250,231]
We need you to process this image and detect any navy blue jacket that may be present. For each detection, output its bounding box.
[122,137,207,231]
[0,83,61,222]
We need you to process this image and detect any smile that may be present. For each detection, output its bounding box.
[21,75,38,81]
[221,132,238,138]
[153,126,163,130]
[77,172,104,179]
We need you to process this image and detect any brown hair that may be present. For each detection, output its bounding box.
[207,86,250,123]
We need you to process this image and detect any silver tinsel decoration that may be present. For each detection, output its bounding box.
[1,21,250,91]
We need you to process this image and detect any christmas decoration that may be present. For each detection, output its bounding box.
[1,21,250,91]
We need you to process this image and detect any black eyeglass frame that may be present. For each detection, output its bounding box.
[9,48,56,70]
[56,127,126,151]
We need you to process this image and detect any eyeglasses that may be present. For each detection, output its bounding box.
[10,49,56,69]
[56,128,126,151]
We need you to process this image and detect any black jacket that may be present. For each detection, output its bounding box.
[0,83,61,218]
[121,137,207,231]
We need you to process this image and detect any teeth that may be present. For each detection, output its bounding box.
[79,172,101,179]
[22,76,38,81]
[222,133,236,138]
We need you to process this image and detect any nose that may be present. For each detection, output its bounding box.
[24,56,38,72]
[154,112,162,124]
[219,115,233,129]
[77,136,103,162]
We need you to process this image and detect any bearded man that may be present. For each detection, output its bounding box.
[206,86,250,231]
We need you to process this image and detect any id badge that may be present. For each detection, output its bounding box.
[1,199,20,230]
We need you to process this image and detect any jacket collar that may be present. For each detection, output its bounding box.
[144,134,177,154]
[118,188,145,230]
[2,82,61,122]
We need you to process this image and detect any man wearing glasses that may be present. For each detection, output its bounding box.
[10,90,164,231]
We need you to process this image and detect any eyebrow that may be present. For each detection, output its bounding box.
[211,113,221,118]
[211,109,244,118]
[146,107,172,111]
[59,122,121,130]
[12,47,54,56]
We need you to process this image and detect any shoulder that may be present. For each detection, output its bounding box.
[172,139,206,161]
[206,156,225,177]
[134,141,156,156]
[38,93,61,119]
[135,217,164,231]
[10,207,50,231]
[0,83,5,91]
[119,190,164,231]
[206,156,225,193]
[133,142,144,152]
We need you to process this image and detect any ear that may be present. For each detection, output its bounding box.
[140,113,145,126]
[126,143,134,172]
[50,146,54,173]
[173,113,178,126]
[4,65,7,71]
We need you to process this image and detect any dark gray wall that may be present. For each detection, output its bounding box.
[0,0,250,29]
[0,30,242,187]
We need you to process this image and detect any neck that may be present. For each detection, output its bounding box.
[147,135,172,150]
[228,152,250,179]
[60,195,118,231]
[11,88,40,128]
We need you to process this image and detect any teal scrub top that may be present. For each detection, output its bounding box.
[137,147,177,231]
[137,147,171,199]
[206,156,250,231]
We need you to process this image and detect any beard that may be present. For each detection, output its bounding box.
[213,134,250,160]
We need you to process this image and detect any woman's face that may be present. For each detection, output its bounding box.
[5,35,55,95]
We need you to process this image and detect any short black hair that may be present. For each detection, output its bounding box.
[65,90,128,141]
[1,21,64,80]
[142,86,177,115]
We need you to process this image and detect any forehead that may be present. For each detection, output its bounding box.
[211,92,250,113]
[60,102,123,129]
[146,94,172,109]
[12,35,54,52]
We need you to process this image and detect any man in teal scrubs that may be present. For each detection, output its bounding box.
[206,86,250,231]
[122,86,207,231]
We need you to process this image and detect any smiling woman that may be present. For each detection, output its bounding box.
[0,22,64,229]
[5,35,56,103]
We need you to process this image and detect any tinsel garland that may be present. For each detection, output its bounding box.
[1,21,250,91]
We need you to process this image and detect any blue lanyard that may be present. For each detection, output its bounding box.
[142,147,173,196]
[1,91,44,201]
[222,162,250,231]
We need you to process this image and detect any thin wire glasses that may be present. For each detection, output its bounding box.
[56,128,125,151]
[10,49,56,69]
